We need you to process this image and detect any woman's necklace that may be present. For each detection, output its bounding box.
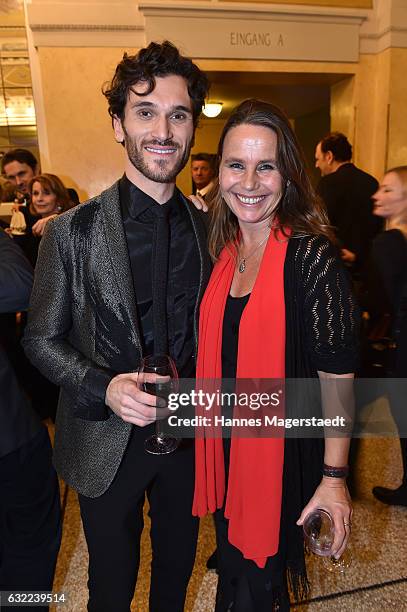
[237,231,271,273]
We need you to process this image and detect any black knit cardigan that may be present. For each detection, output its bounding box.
[280,233,358,601]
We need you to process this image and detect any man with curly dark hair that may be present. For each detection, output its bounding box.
[24,41,211,611]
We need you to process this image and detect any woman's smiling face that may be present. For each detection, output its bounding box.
[31,180,58,218]
[219,123,283,229]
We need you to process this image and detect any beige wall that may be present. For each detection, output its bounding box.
[353,51,391,179]
[23,0,407,198]
[388,48,407,170]
[0,7,25,29]
[351,48,407,180]
[33,46,407,198]
[235,0,372,6]
[329,48,407,181]
[330,76,355,145]
[37,47,137,201]
[328,52,389,179]
[37,48,224,199]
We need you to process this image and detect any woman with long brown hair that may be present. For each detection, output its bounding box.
[193,99,358,611]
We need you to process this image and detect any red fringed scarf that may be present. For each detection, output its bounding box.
[193,230,288,568]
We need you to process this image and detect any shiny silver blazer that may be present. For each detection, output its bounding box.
[23,181,211,497]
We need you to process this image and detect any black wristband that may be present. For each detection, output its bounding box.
[323,463,349,478]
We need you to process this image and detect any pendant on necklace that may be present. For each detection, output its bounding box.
[238,259,246,273]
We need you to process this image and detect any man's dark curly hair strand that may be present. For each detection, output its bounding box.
[103,41,209,128]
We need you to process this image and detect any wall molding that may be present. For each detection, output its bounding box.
[360,25,407,53]
[0,25,25,30]
[139,1,369,22]
[30,24,144,33]
[27,1,144,47]
[25,1,407,55]
[140,2,365,62]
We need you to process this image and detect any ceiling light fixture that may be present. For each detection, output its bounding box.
[202,102,223,118]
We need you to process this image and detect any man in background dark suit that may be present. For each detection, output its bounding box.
[315,132,381,280]
[24,42,211,612]
[315,133,383,494]
[0,229,61,609]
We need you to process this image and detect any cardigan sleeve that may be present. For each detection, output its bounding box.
[296,235,360,374]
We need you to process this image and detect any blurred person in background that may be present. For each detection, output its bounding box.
[1,148,39,205]
[18,173,76,421]
[191,152,216,199]
[1,158,77,421]
[1,149,40,260]
[0,151,39,407]
[315,134,382,492]
[5,173,75,268]
[315,132,381,293]
[1,151,79,241]
[29,173,75,239]
[369,167,407,507]
[0,228,61,611]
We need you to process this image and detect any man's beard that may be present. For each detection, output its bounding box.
[123,129,192,184]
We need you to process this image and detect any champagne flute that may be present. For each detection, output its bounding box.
[303,509,352,573]
[140,354,180,455]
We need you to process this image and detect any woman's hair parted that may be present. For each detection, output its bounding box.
[28,174,73,216]
[102,41,210,128]
[208,99,334,260]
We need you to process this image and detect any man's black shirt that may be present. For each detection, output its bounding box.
[119,175,200,377]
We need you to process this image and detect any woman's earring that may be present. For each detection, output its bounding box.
[286,179,291,187]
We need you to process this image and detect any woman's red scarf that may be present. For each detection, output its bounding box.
[193,230,288,568]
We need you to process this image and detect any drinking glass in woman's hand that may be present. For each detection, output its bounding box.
[303,509,352,573]
[139,354,180,455]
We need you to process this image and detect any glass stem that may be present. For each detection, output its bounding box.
[156,411,164,440]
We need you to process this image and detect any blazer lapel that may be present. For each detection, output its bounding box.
[180,193,212,293]
[179,193,212,351]
[99,182,141,349]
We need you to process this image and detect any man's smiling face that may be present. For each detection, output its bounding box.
[113,74,195,189]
